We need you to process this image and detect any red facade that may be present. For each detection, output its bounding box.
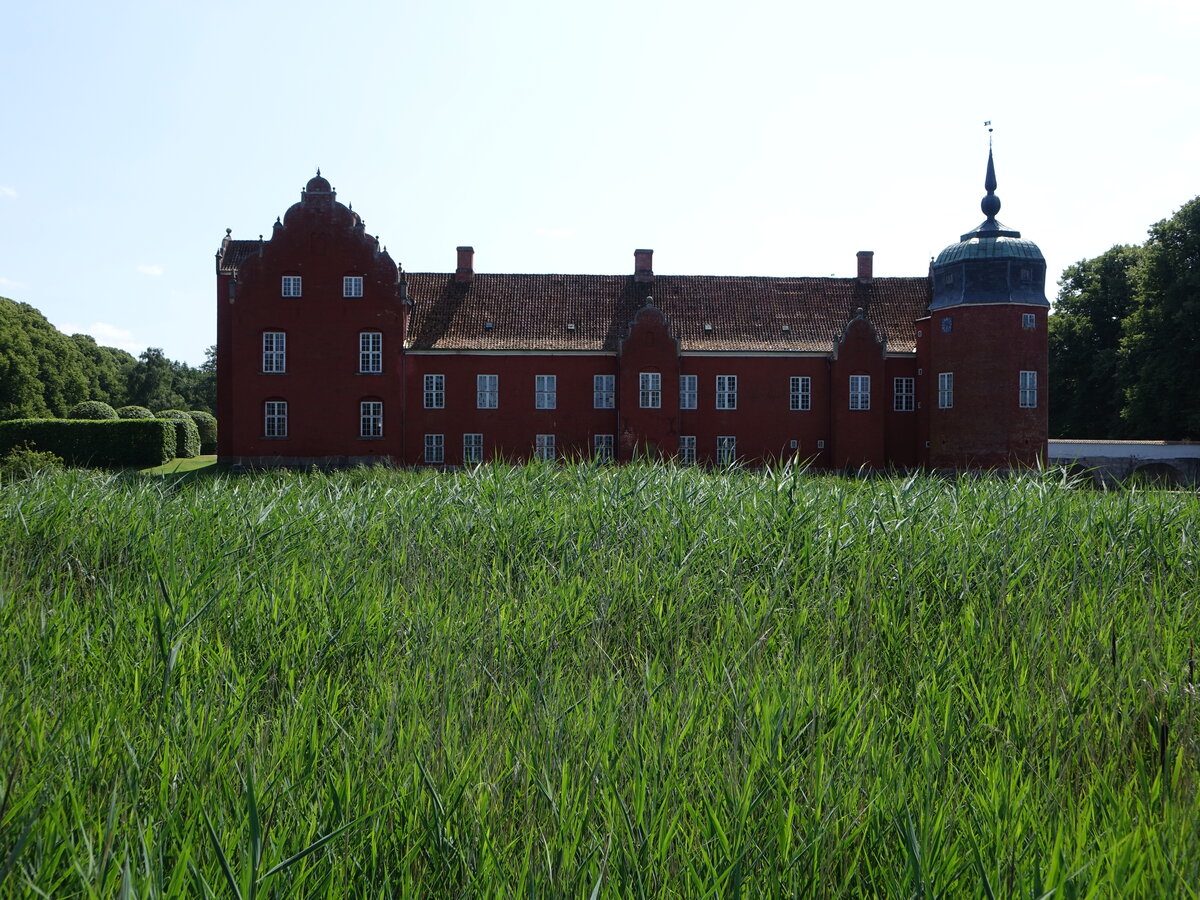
[217,170,1049,470]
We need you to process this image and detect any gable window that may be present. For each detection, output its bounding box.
[593,374,614,409]
[715,375,737,410]
[1022,312,1036,330]
[535,433,556,461]
[1019,370,1038,408]
[790,376,811,411]
[849,375,871,410]
[679,435,696,465]
[679,375,698,410]
[424,374,445,409]
[938,372,953,409]
[463,433,483,464]
[264,400,287,438]
[360,401,383,438]
[262,332,286,373]
[477,374,499,409]
[281,275,302,298]
[359,332,382,373]
[424,433,444,464]
[535,375,556,410]
[639,372,661,408]
[893,377,915,412]
[343,276,364,298]
[594,434,614,462]
[717,435,737,465]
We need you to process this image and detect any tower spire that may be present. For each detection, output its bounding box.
[981,147,1000,221]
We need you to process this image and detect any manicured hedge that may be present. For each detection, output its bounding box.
[167,418,201,459]
[187,411,218,455]
[0,419,176,468]
[117,405,154,419]
[69,401,118,420]
[157,409,192,420]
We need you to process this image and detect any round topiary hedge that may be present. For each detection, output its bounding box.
[187,411,218,454]
[68,401,118,420]
[117,405,154,419]
[156,409,192,421]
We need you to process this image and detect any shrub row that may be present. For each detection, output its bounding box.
[0,419,176,468]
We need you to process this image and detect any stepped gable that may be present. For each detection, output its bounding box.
[404,273,930,353]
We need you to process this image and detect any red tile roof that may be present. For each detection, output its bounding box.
[404,273,930,354]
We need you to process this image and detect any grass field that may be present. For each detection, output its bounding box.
[1,464,1197,898]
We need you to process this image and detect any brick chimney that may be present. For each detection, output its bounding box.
[634,248,654,284]
[455,246,474,283]
[857,250,874,283]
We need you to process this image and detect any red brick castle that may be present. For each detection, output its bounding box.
[216,152,1048,469]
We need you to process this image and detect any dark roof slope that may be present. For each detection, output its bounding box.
[217,239,262,275]
[404,273,930,354]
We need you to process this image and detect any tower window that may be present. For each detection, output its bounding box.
[262,332,286,373]
[1022,313,1036,330]
[938,373,953,409]
[941,316,953,334]
[1019,371,1038,408]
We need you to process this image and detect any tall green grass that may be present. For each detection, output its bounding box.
[0,464,1197,897]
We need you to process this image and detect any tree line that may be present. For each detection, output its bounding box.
[1049,196,1200,440]
[0,296,214,420]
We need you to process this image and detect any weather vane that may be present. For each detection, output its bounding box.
[984,120,993,148]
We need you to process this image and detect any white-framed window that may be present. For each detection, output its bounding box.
[281,275,302,298]
[938,372,953,409]
[424,433,444,464]
[359,332,382,373]
[1019,370,1038,408]
[424,374,445,409]
[535,433,556,461]
[360,401,383,438]
[463,433,483,464]
[535,375,556,409]
[893,377,915,412]
[679,375,698,410]
[679,435,696,465]
[716,375,737,410]
[1022,312,1036,330]
[593,374,615,409]
[717,435,737,465]
[477,374,498,409]
[343,276,363,298]
[262,331,285,373]
[594,434,614,462]
[849,375,871,411]
[790,376,811,411]
[264,400,287,438]
[639,372,661,408]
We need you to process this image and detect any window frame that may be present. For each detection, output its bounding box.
[281,275,302,298]
[893,377,915,412]
[715,375,737,410]
[262,331,286,374]
[476,374,499,409]
[790,375,811,411]
[1022,312,1036,330]
[535,375,557,410]
[1019,370,1038,408]
[343,276,364,298]
[535,433,556,461]
[849,375,871,411]
[264,400,288,438]
[938,372,954,409]
[424,374,445,409]
[594,434,614,462]
[359,331,382,374]
[593,374,615,409]
[424,433,444,464]
[639,372,662,409]
[679,435,696,465]
[717,435,737,466]
[463,433,483,464]
[679,375,698,410]
[359,400,383,438]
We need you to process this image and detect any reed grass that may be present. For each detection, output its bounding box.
[0,463,1197,897]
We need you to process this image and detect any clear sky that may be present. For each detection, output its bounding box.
[2,0,1198,366]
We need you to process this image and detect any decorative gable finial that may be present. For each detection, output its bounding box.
[316,166,321,177]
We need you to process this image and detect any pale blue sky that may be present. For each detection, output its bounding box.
[2,0,1197,365]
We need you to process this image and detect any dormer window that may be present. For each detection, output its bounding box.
[944,272,955,287]
[343,276,363,298]
[281,275,302,297]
